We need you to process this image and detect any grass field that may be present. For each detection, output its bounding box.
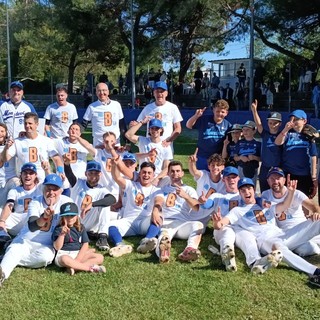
[0,131,320,320]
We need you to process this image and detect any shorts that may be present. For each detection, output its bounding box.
[54,250,79,267]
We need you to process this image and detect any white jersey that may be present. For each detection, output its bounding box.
[17,194,72,246]
[94,149,120,196]
[8,134,59,182]
[137,101,183,141]
[226,203,284,242]
[262,188,308,231]
[0,100,36,138]
[121,180,160,219]
[83,99,124,146]
[158,184,198,221]
[137,136,173,175]
[7,184,43,215]
[195,170,226,197]
[44,102,78,138]
[0,145,17,187]
[54,137,88,179]
[70,178,109,217]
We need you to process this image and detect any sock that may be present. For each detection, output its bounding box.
[108,226,122,245]
[145,223,161,239]
[313,268,320,276]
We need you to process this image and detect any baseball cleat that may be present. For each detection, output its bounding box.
[159,233,171,263]
[178,247,201,262]
[251,249,283,274]
[221,245,237,272]
[137,237,157,254]
[109,244,133,258]
[309,275,320,287]
[96,235,110,251]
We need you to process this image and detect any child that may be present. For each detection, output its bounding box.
[186,99,232,170]
[222,124,242,167]
[52,202,106,275]
[234,120,261,187]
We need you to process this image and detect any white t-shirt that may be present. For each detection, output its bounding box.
[83,99,124,146]
[8,134,59,182]
[70,178,109,217]
[157,184,198,221]
[0,145,17,187]
[17,194,72,246]
[7,184,43,215]
[226,203,284,243]
[0,100,36,138]
[137,136,173,175]
[137,101,183,141]
[54,137,88,179]
[195,170,226,197]
[44,102,78,138]
[121,180,160,219]
[261,188,308,231]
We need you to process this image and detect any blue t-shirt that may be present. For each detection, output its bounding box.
[281,131,317,175]
[52,224,89,251]
[194,115,232,158]
[260,129,282,168]
[235,138,261,169]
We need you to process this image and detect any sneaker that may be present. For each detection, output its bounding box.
[0,266,5,286]
[96,235,110,251]
[178,247,201,262]
[109,244,133,258]
[309,275,320,287]
[221,245,237,272]
[137,237,157,254]
[159,233,171,263]
[87,231,99,241]
[251,249,283,274]
[89,264,106,273]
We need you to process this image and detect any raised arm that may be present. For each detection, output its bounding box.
[186,107,206,129]
[275,175,297,215]
[250,99,263,134]
[275,120,294,145]
[111,157,127,190]
[188,148,202,180]
[125,116,151,144]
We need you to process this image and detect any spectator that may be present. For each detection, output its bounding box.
[194,67,203,94]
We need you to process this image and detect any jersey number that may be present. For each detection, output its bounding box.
[23,198,32,212]
[104,112,112,126]
[166,193,177,207]
[69,148,77,163]
[29,147,38,163]
[253,210,267,224]
[81,195,93,211]
[61,111,69,123]
[135,193,145,206]
[205,188,216,198]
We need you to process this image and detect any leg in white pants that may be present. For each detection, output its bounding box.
[235,228,261,266]
[82,207,111,234]
[214,226,236,254]
[1,238,54,279]
[6,212,29,236]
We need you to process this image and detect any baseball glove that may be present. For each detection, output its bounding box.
[302,124,320,142]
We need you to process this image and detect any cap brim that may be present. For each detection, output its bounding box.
[60,213,78,216]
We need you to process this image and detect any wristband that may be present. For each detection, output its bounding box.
[57,166,64,173]
[46,130,51,138]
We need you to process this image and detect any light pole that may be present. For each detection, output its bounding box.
[249,0,254,109]
[130,0,136,109]
[6,0,11,91]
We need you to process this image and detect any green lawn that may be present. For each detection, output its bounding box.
[0,131,320,320]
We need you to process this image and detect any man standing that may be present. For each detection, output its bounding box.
[0,81,37,139]
[44,87,78,139]
[135,81,183,149]
[3,113,64,182]
[82,82,127,147]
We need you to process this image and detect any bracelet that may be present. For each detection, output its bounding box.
[57,166,64,173]
[312,177,317,181]
[46,130,51,138]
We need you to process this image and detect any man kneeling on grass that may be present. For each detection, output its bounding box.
[137,161,203,263]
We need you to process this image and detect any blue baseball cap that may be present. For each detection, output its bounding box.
[21,162,37,173]
[289,109,307,120]
[10,81,23,89]
[60,202,79,217]
[43,174,63,188]
[86,160,101,172]
[237,177,255,189]
[267,167,285,178]
[154,81,168,91]
[122,153,137,163]
[223,166,239,177]
[149,118,163,128]
[242,120,256,129]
